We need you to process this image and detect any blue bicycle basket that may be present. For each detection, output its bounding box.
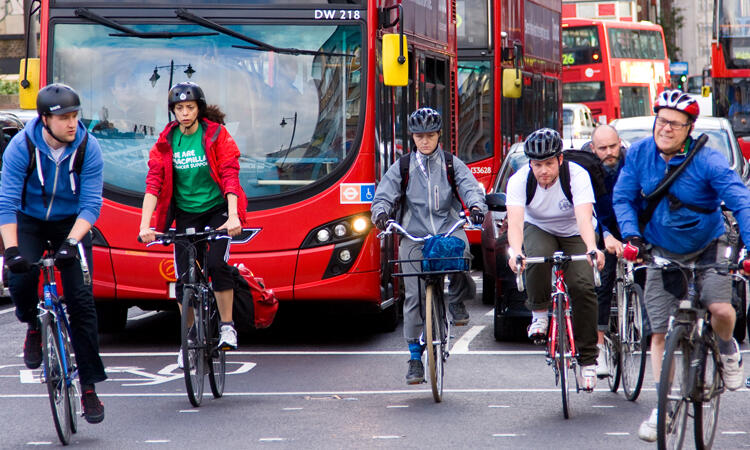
[422,235,468,272]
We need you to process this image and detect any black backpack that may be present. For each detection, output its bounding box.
[397,150,464,219]
[21,132,88,209]
[525,149,607,205]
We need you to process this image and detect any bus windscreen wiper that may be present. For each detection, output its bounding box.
[75,8,218,39]
[175,9,354,57]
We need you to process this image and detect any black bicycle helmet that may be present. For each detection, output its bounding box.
[168,81,206,112]
[36,83,81,116]
[524,128,563,160]
[407,107,442,133]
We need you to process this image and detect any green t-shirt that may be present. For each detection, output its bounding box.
[172,127,225,213]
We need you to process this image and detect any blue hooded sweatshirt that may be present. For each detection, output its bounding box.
[613,136,750,254]
[0,116,103,226]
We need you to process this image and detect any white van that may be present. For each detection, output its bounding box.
[562,103,596,141]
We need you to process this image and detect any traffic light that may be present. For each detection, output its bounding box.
[677,74,687,90]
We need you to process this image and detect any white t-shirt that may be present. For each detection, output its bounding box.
[506,162,597,237]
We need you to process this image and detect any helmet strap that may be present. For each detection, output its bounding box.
[41,115,71,146]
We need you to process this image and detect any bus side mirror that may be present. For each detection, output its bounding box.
[701,85,711,97]
[502,68,522,99]
[486,193,507,212]
[382,34,408,87]
[19,58,40,110]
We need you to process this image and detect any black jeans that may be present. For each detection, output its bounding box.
[595,251,618,330]
[8,212,107,385]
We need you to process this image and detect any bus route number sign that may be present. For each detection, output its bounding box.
[314,9,362,20]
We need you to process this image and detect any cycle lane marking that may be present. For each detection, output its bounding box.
[450,325,485,354]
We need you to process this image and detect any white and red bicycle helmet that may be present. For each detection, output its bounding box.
[653,89,700,121]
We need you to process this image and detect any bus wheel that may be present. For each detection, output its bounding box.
[95,303,128,333]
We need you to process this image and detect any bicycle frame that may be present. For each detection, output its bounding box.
[546,265,577,367]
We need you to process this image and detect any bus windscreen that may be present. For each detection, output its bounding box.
[607,28,665,60]
[562,26,601,65]
[718,0,750,67]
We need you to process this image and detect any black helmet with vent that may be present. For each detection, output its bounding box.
[407,107,442,133]
[524,128,563,160]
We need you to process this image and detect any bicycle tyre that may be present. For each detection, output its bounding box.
[657,325,690,450]
[41,313,72,445]
[621,284,647,401]
[556,293,571,419]
[605,328,621,393]
[425,283,445,402]
[182,288,205,407]
[693,332,721,449]
[207,292,226,398]
[60,322,79,434]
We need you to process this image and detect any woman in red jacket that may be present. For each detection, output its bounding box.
[138,82,247,363]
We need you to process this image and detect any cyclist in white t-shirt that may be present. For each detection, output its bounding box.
[506,128,605,390]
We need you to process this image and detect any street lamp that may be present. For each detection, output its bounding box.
[278,112,298,171]
[149,60,196,118]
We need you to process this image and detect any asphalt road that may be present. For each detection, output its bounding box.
[0,279,749,449]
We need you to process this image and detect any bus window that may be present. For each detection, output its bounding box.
[457,61,492,163]
[562,26,601,65]
[608,28,666,60]
[619,86,650,117]
[563,82,605,103]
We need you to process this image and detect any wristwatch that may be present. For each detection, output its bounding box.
[64,237,79,247]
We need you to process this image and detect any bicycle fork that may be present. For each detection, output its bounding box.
[546,270,577,365]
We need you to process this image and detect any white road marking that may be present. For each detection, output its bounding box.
[178,409,198,413]
[605,432,630,436]
[26,442,52,446]
[721,431,748,435]
[128,311,159,321]
[93,350,550,357]
[484,309,494,317]
[488,405,510,408]
[282,407,303,411]
[386,405,409,408]
[450,326,485,354]
[592,405,616,408]
[0,306,15,315]
[373,435,402,439]
[259,438,286,442]
[144,440,170,443]
[492,433,520,437]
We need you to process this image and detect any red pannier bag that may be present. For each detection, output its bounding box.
[231,263,278,331]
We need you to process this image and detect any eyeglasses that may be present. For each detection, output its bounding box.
[655,117,691,130]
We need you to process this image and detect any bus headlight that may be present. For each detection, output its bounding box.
[316,229,331,243]
[333,224,348,237]
[338,249,352,262]
[301,212,372,249]
[352,217,368,233]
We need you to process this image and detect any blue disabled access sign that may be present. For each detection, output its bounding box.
[670,62,689,76]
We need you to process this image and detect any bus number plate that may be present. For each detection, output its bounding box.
[471,166,492,175]
[314,9,362,20]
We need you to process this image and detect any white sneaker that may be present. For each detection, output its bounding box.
[527,316,549,339]
[219,324,238,350]
[177,350,184,370]
[720,338,744,391]
[638,408,658,442]
[579,365,597,391]
[596,344,610,378]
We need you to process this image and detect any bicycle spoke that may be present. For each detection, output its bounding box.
[42,314,71,445]
[693,333,721,449]
[657,326,689,450]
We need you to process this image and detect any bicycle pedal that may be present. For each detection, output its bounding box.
[531,336,547,345]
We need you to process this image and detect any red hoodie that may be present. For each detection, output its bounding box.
[145,119,248,232]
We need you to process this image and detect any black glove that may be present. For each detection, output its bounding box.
[374,213,390,231]
[624,236,647,261]
[4,246,30,273]
[54,241,78,268]
[470,207,484,225]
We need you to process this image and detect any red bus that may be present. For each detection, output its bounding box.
[456,0,563,192]
[21,0,459,331]
[562,18,670,123]
[712,0,750,145]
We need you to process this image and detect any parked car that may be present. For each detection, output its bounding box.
[481,143,531,340]
[562,103,596,142]
[611,115,750,184]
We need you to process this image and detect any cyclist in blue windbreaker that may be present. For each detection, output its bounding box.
[613,89,750,442]
[371,107,486,385]
[0,83,106,424]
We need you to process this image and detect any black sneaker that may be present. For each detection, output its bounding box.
[449,302,469,326]
[82,390,105,424]
[406,359,424,385]
[23,329,42,369]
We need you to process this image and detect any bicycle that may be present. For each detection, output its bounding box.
[143,227,230,407]
[651,254,748,450]
[515,251,600,419]
[377,215,474,403]
[36,241,91,445]
[611,258,648,401]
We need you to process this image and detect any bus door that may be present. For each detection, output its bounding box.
[417,54,450,151]
[619,85,650,118]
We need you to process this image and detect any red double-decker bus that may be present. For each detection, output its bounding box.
[562,18,670,123]
[21,0,459,331]
[712,0,750,146]
[456,0,563,192]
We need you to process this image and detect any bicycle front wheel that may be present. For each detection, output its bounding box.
[425,283,445,403]
[207,292,226,398]
[555,293,572,419]
[693,333,722,449]
[41,313,72,445]
[182,288,205,407]
[620,284,647,401]
[60,322,79,434]
[657,325,690,450]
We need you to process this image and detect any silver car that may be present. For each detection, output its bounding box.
[611,115,750,183]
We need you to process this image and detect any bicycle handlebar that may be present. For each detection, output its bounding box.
[376,214,477,242]
[138,227,230,247]
[515,252,601,292]
[648,254,749,275]
[31,242,92,287]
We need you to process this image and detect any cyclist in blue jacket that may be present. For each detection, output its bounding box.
[0,84,106,424]
[613,89,750,442]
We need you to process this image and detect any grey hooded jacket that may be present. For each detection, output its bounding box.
[371,147,487,237]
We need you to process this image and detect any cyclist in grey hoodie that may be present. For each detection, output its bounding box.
[371,107,486,384]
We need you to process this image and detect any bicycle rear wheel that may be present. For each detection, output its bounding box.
[60,322,79,434]
[555,294,572,419]
[693,333,721,449]
[657,325,690,450]
[41,313,72,445]
[207,293,226,398]
[620,284,647,401]
[425,283,445,403]
[182,288,205,407]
